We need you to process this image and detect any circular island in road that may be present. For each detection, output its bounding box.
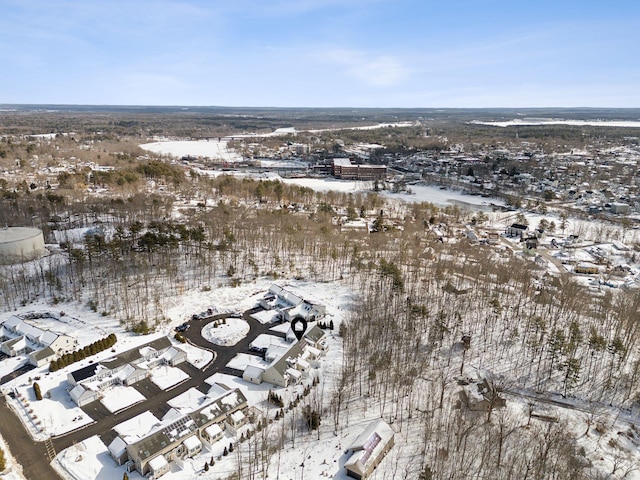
[201,318,250,346]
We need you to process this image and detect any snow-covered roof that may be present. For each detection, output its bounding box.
[108,436,127,459]
[230,410,245,423]
[345,419,395,477]
[183,435,202,451]
[148,454,168,471]
[205,424,223,438]
[243,365,265,377]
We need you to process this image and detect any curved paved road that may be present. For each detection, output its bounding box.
[0,306,282,479]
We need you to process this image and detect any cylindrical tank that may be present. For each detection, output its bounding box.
[0,227,46,264]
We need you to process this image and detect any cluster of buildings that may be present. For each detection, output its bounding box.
[243,324,327,388]
[258,283,326,323]
[0,315,77,367]
[108,384,248,478]
[67,337,186,407]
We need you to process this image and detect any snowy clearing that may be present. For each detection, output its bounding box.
[201,318,249,346]
[472,119,640,128]
[139,139,242,162]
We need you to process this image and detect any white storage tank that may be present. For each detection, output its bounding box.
[0,227,46,264]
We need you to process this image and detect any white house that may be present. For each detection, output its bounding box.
[344,419,395,480]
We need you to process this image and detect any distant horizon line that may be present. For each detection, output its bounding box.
[2,103,640,111]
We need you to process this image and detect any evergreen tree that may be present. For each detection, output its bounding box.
[33,382,42,401]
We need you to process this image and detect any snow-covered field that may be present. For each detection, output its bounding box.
[140,139,242,162]
[472,119,640,128]
[201,318,249,346]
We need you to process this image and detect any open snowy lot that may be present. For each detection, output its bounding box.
[201,318,249,346]
[139,139,242,162]
[7,377,93,440]
[54,436,139,480]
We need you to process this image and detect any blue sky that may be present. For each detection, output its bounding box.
[1,0,639,107]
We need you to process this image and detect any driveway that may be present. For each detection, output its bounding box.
[0,306,284,479]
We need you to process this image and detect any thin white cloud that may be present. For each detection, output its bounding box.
[321,48,410,87]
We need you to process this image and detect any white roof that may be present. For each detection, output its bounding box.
[148,454,169,471]
[183,435,202,450]
[244,365,265,377]
[230,410,245,423]
[108,436,127,458]
[69,384,88,403]
[286,367,302,379]
[345,419,395,476]
[2,316,22,330]
[333,158,352,167]
[205,424,223,438]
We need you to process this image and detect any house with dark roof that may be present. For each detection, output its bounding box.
[507,223,529,238]
[114,387,248,477]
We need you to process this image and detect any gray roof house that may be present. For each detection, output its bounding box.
[120,388,248,477]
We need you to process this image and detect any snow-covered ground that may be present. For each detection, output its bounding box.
[472,119,640,128]
[139,139,242,162]
[53,436,138,480]
[279,176,504,208]
[201,318,249,346]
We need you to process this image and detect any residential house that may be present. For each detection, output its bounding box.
[243,326,327,388]
[344,419,395,480]
[67,337,186,407]
[119,387,248,477]
[507,223,529,238]
[259,284,326,322]
[460,379,506,412]
[0,315,77,366]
